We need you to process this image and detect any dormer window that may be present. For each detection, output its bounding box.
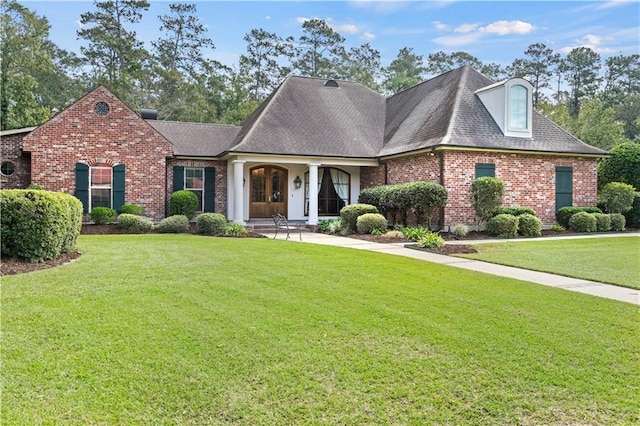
[509,85,528,130]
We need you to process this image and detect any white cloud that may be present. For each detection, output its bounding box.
[295,17,309,24]
[361,31,376,41]
[433,32,483,47]
[559,34,616,54]
[75,19,84,29]
[455,23,479,33]
[348,0,411,14]
[333,23,360,34]
[479,20,535,36]
[595,0,636,10]
[432,20,450,31]
[265,15,271,20]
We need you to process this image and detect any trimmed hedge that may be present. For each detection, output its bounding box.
[486,213,518,238]
[340,204,378,233]
[120,204,145,216]
[156,215,190,233]
[170,190,199,220]
[90,207,117,225]
[117,214,154,233]
[197,213,227,235]
[556,206,602,228]
[356,213,388,234]
[471,177,505,227]
[599,182,635,214]
[1,189,83,262]
[592,213,611,232]
[609,213,626,232]
[623,193,640,228]
[517,213,542,237]
[568,211,596,233]
[494,206,536,217]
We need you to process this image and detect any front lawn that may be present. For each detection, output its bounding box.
[2,235,638,424]
[457,236,639,289]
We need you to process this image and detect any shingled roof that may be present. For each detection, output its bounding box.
[147,120,240,157]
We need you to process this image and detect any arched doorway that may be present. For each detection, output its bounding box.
[250,166,288,218]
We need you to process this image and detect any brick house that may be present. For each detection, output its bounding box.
[0,66,606,227]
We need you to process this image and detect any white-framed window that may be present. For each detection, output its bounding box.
[509,85,528,131]
[185,167,204,211]
[90,165,112,209]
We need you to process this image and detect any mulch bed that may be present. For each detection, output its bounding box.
[343,233,477,254]
[1,251,82,276]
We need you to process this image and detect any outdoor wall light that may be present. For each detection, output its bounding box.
[294,175,302,189]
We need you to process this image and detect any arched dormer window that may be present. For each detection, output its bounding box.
[509,85,528,131]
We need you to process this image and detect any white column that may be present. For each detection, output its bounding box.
[308,163,320,225]
[233,160,245,224]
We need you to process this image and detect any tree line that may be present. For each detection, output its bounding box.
[2,0,638,151]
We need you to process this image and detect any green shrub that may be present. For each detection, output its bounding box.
[556,206,602,228]
[156,215,190,233]
[27,184,45,190]
[599,182,635,214]
[383,230,405,239]
[117,213,154,233]
[318,218,342,234]
[451,223,469,237]
[356,213,388,234]
[592,213,611,232]
[224,223,248,236]
[417,231,445,248]
[550,223,565,232]
[486,213,518,238]
[196,213,227,235]
[568,211,596,233]
[401,226,430,242]
[597,141,640,190]
[609,213,626,232]
[120,204,145,216]
[340,204,378,233]
[90,207,117,225]
[517,213,542,237]
[170,190,199,219]
[494,206,536,217]
[471,177,505,227]
[406,181,448,227]
[623,193,640,228]
[1,189,83,262]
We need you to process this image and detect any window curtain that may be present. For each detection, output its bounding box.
[317,168,324,194]
[330,169,349,205]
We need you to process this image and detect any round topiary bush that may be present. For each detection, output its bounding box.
[556,206,602,228]
[120,204,145,216]
[90,207,117,225]
[156,215,190,233]
[340,204,378,233]
[609,213,626,231]
[170,190,199,220]
[1,189,83,262]
[486,213,518,238]
[517,213,542,237]
[117,213,154,233]
[568,211,596,233]
[197,213,227,235]
[356,213,388,234]
[592,213,611,232]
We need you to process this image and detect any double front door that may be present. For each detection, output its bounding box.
[250,166,287,218]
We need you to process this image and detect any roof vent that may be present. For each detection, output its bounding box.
[140,108,158,120]
[324,79,339,88]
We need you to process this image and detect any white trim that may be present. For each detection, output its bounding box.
[226,153,378,167]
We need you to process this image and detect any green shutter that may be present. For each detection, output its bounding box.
[75,163,89,213]
[475,163,495,178]
[113,164,125,212]
[204,167,216,212]
[173,166,184,191]
[555,167,573,212]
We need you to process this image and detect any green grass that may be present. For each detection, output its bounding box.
[2,235,638,424]
[457,237,640,289]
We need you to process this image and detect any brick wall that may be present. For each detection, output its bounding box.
[167,159,228,216]
[22,86,173,220]
[1,132,31,189]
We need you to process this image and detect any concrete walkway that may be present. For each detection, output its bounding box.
[261,231,640,305]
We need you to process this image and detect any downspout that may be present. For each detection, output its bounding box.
[438,150,445,229]
[383,161,388,185]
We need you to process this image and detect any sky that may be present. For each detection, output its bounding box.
[24,0,640,74]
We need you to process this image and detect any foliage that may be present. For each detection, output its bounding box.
[609,213,626,232]
[224,222,248,236]
[550,223,565,232]
[383,230,405,239]
[451,223,469,237]
[26,184,45,190]
[494,206,537,217]
[623,192,640,227]
[0,189,82,261]
[556,206,602,228]
[400,226,431,242]
[120,204,145,216]
[382,47,426,95]
[507,43,560,107]
[406,181,448,227]
[567,99,628,150]
[568,211,596,233]
[471,177,505,227]
[517,214,542,237]
[597,142,640,190]
[117,213,154,233]
[486,213,519,238]
[292,18,344,78]
[90,207,117,225]
[317,218,342,234]
[417,231,445,248]
[591,213,611,232]
[196,212,227,235]
[356,213,388,234]
[156,215,190,233]
[340,204,378,233]
[426,50,504,80]
[562,47,601,118]
[599,182,635,214]
[339,43,382,91]
[169,190,199,219]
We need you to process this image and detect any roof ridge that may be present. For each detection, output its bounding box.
[441,66,469,144]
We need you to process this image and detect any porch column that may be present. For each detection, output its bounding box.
[308,162,321,225]
[232,160,245,224]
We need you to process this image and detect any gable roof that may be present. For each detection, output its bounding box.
[147,120,240,157]
[227,76,386,158]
